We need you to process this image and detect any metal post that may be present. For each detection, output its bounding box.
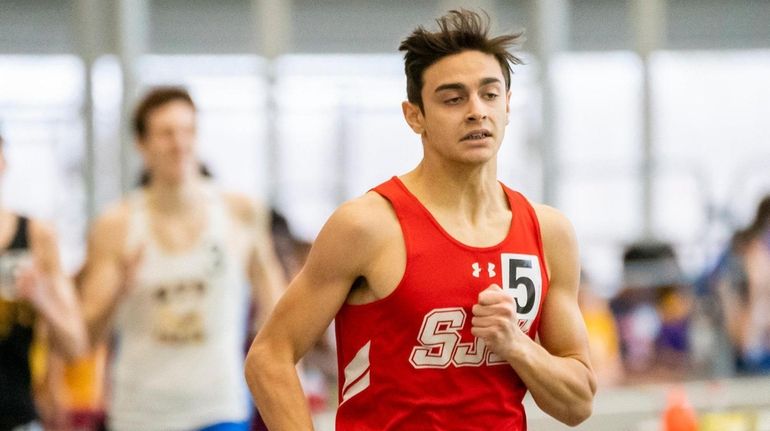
[530,0,569,205]
[631,0,666,239]
[252,0,292,206]
[73,0,101,221]
[116,0,148,194]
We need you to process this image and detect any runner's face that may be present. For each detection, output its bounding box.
[405,50,510,165]
[138,100,198,185]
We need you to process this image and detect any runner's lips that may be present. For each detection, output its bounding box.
[461,129,492,141]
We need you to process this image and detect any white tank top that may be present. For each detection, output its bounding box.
[109,186,251,431]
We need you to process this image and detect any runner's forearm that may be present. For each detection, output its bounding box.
[245,346,315,430]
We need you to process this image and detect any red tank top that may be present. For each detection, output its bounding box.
[334,177,550,430]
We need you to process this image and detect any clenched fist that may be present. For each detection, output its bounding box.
[470,284,525,361]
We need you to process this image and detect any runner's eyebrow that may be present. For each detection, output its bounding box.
[434,77,502,93]
[479,77,503,87]
[434,83,466,93]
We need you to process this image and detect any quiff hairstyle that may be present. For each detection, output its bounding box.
[398,9,524,111]
[132,86,196,140]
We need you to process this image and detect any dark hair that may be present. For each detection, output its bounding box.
[133,86,196,139]
[732,194,770,250]
[398,9,524,111]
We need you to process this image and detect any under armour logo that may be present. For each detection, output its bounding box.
[472,262,496,278]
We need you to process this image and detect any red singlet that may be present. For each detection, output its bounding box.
[335,177,550,430]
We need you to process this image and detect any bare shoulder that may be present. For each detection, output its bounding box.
[323,191,399,244]
[27,218,58,248]
[532,203,577,246]
[93,200,131,234]
[305,190,400,280]
[223,192,269,227]
[25,218,62,273]
[532,204,579,282]
[88,200,132,253]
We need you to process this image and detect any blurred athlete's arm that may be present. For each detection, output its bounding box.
[718,238,770,356]
[17,220,86,360]
[471,205,596,426]
[245,197,387,430]
[226,195,286,331]
[79,204,139,348]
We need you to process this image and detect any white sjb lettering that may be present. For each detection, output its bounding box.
[410,254,542,369]
[409,308,464,369]
[409,308,504,368]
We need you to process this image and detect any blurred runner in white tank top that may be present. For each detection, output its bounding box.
[79,88,285,431]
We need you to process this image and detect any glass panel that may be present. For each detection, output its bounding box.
[0,55,85,272]
[653,50,770,249]
[552,51,642,292]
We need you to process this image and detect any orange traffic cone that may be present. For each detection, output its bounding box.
[663,386,698,431]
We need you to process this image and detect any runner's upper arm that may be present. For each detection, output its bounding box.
[533,205,590,362]
[251,198,382,362]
